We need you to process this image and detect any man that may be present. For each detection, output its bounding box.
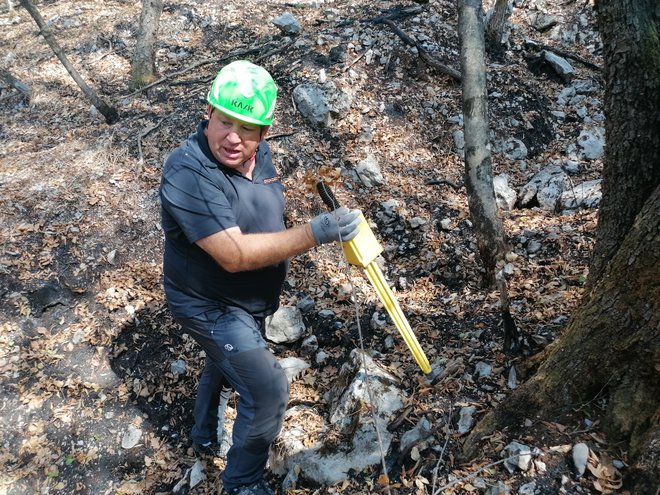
[159,60,361,495]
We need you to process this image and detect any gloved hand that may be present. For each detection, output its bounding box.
[310,207,361,245]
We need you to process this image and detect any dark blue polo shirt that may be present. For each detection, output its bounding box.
[160,121,287,318]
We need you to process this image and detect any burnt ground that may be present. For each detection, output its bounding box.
[0,0,635,494]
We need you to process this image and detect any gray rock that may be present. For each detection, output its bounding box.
[503,441,538,472]
[266,306,306,343]
[518,481,536,495]
[121,425,142,449]
[475,361,492,378]
[293,81,352,127]
[170,359,188,375]
[490,481,511,495]
[409,216,428,229]
[272,12,302,34]
[527,239,542,253]
[452,129,465,155]
[556,86,576,106]
[529,11,558,31]
[271,351,403,484]
[560,179,602,211]
[457,405,476,434]
[315,350,328,364]
[577,128,605,160]
[329,45,347,63]
[519,165,571,210]
[300,335,319,356]
[355,154,383,188]
[278,356,311,384]
[400,418,433,453]
[173,460,207,494]
[573,79,598,94]
[370,312,387,330]
[507,366,518,389]
[296,294,315,313]
[543,51,574,81]
[493,174,518,210]
[503,138,528,160]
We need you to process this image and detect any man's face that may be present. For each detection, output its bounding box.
[204,106,268,168]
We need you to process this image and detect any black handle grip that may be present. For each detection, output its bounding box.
[316,181,342,211]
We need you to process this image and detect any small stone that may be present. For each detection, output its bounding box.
[409,217,427,229]
[527,240,542,254]
[272,12,302,35]
[440,218,452,230]
[121,425,142,449]
[572,443,590,477]
[457,406,476,433]
[170,359,187,375]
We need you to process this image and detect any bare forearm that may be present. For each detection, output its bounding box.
[196,223,317,273]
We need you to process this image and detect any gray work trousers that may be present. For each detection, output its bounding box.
[174,306,289,490]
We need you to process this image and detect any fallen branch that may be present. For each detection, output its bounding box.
[425,178,464,190]
[337,4,424,27]
[19,0,118,124]
[383,20,462,81]
[0,69,30,96]
[255,39,295,63]
[524,39,602,71]
[265,131,297,141]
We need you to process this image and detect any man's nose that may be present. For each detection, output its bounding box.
[226,127,242,142]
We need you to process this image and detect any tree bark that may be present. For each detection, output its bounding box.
[588,0,660,287]
[18,0,118,124]
[457,0,507,286]
[485,0,511,51]
[130,0,163,90]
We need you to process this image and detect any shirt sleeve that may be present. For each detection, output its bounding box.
[160,153,237,244]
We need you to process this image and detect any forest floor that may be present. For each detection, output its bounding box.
[0,0,632,494]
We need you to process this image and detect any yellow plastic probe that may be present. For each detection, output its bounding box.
[316,181,431,373]
[340,214,432,374]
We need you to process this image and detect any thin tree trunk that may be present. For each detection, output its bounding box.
[457,0,520,353]
[588,0,660,287]
[18,0,118,124]
[131,0,163,90]
[457,0,506,284]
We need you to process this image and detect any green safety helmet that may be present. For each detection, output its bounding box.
[207,60,277,126]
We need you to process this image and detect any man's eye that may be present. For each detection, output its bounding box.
[242,126,257,132]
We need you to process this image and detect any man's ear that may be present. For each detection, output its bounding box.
[205,105,213,120]
[260,125,271,141]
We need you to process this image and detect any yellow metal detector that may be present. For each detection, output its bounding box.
[317,181,432,374]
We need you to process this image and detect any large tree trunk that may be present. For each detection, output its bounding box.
[18,0,118,124]
[130,0,163,90]
[588,0,660,287]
